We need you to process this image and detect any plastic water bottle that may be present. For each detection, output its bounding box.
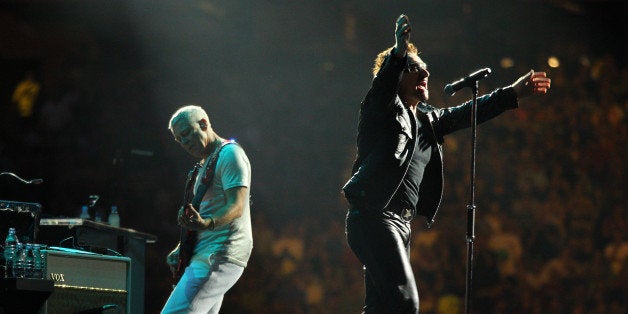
[13,243,27,278]
[95,210,103,223]
[3,227,20,278]
[39,246,47,279]
[13,243,35,278]
[24,244,35,278]
[108,205,120,227]
[32,244,44,279]
[79,205,91,220]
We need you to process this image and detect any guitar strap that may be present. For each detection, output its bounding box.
[191,139,236,207]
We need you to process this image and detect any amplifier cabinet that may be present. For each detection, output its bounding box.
[42,249,131,314]
[38,218,157,314]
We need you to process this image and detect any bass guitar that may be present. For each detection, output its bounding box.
[172,164,200,284]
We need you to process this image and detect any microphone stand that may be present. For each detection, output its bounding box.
[464,81,479,314]
[0,172,43,185]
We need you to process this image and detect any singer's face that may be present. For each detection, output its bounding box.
[172,118,210,159]
[399,54,429,103]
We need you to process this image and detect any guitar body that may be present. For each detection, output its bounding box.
[173,229,197,283]
[172,165,200,285]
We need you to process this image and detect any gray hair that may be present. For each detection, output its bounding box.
[168,105,210,131]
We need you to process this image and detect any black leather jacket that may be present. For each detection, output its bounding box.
[342,53,519,227]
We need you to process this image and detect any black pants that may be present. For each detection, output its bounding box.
[346,209,419,314]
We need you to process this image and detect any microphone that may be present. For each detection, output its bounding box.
[444,68,492,96]
[29,178,44,184]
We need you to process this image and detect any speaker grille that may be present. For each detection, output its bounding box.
[42,250,130,313]
[46,286,127,313]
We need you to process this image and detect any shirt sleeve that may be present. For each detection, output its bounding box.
[216,144,251,190]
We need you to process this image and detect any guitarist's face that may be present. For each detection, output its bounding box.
[172,118,211,158]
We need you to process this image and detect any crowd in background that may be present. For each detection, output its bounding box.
[0,2,626,314]
[2,39,626,314]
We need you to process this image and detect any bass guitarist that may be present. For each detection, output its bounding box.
[163,105,252,314]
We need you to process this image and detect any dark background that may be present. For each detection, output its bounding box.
[1,1,626,313]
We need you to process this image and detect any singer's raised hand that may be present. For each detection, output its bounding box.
[394,14,411,58]
[511,70,552,98]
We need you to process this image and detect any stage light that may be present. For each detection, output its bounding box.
[547,56,560,68]
[500,57,514,69]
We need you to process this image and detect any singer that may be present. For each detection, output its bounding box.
[342,14,550,313]
[162,105,252,313]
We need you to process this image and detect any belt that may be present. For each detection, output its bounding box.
[386,206,415,222]
[348,203,415,222]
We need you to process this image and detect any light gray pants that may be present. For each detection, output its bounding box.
[161,257,244,314]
